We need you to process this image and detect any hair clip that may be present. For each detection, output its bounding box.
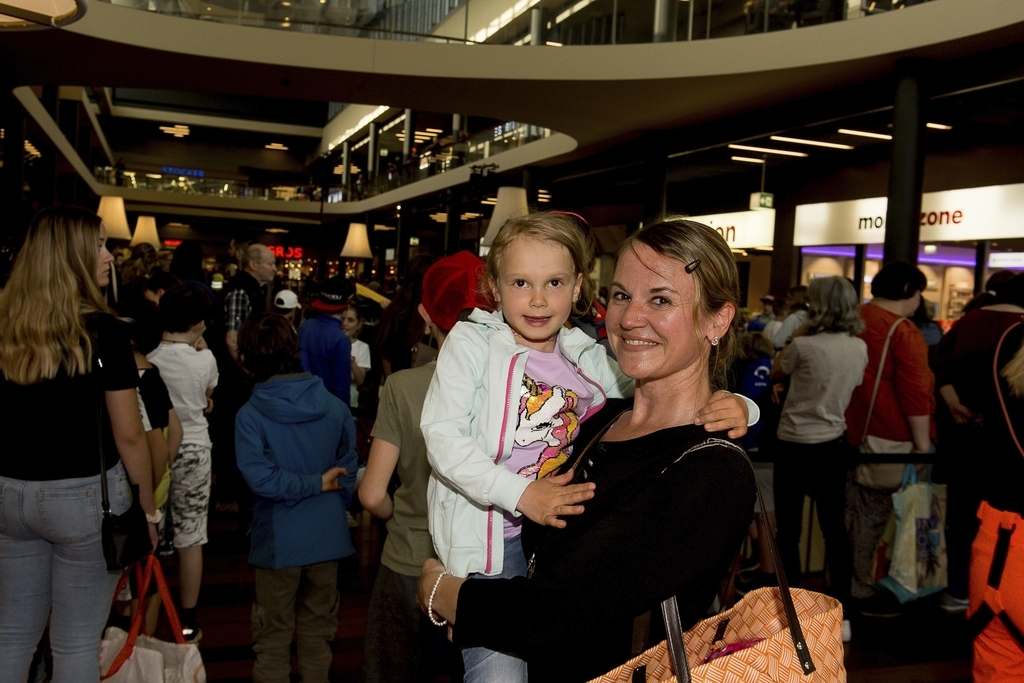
[685,259,701,274]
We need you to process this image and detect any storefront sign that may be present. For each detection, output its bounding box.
[686,209,775,249]
[989,252,1024,268]
[162,166,204,178]
[269,245,303,259]
[794,182,1024,246]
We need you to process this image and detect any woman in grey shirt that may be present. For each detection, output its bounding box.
[770,276,867,611]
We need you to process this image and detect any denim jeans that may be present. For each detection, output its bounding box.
[462,534,529,683]
[0,462,132,683]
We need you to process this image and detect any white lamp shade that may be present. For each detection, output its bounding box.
[96,196,132,240]
[341,223,373,259]
[130,216,162,249]
[481,186,529,247]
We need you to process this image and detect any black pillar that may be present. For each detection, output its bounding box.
[975,240,990,294]
[769,203,799,297]
[445,189,461,256]
[522,167,538,208]
[883,64,928,266]
[642,154,667,221]
[853,244,867,302]
[0,89,27,239]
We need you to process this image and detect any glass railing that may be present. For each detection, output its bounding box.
[93,166,325,202]
[341,121,552,201]
[100,0,939,46]
[92,121,553,203]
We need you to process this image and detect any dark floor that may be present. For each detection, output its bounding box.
[150,509,972,683]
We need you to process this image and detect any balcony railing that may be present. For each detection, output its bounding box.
[92,121,553,203]
[99,0,939,46]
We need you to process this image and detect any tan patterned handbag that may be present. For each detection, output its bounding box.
[588,444,846,683]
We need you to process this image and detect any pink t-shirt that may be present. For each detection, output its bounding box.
[503,347,594,538]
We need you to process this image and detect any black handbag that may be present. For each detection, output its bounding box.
[95,353,152,572]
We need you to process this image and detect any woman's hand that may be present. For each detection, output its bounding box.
[417,558,465,626]
[516,471,595,528]
[148,522,159,551]
[417,559,447,614]
[694,390,749,439]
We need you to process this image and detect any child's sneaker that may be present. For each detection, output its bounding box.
[181,624,203,644]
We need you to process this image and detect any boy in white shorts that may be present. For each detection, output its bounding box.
[148,282,219,642]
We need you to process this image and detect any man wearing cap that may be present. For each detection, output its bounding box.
[224,243,277,359]
[359,251,493,683]
[298,276,355,402]
[747,294,776,332]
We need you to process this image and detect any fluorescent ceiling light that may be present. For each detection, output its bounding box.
[425,128,443,134]
[926,122,953,130]
[769,135,853,150]
[546,41,563,46]
[728,144,807,158]
[731,156,765,164]
[838,128,892,140]
[265,142,289,150]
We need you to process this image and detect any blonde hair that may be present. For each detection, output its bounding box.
[0,207,110,384]
[1003,336,1024,398]
[616,218,740,391]
[484,212,596,317]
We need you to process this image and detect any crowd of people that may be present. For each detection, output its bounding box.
[0,204,1022,683]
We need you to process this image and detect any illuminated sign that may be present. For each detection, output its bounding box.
[989,252,1024,268]
[683,209,776,249]
[163,239,183,247]
[795,182,1024,245]
[162,166,204,178]
[270,245,304,259]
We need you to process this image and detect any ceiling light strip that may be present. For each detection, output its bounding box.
[728,144,807,158]
[838,128,892,140]
[769,135,853,150]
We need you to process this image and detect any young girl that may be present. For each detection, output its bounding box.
[341,305,371,408]
[421,213,754,681]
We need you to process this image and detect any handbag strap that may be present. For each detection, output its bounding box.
[95,354,113,516]
[660,440,817,681]
[860,316,908,445]
[993,321,1024,459]
[102,556,188,680]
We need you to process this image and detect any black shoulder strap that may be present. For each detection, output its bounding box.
[660,439,817,681]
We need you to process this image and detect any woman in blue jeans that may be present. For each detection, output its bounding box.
[0,207,159,683]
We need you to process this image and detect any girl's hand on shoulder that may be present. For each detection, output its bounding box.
[694,390,748,439]
[517,471,595,527]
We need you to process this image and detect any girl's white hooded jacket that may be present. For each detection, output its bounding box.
[421,309,633,577]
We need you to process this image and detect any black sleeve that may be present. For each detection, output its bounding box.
[138,366,173,431]
[95,314,139,392]
[454,446,756,658]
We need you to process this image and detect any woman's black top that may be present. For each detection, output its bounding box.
[453,421,756,683]
[0,313,138,481]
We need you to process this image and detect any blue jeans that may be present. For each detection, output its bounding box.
[462,535,529,683]
[0,463,132,683]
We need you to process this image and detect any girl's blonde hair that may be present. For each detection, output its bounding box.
[615,217,740,391]
[483,212,596,317]
[0,206,110,385]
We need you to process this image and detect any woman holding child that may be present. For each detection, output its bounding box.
[418,218,757,683]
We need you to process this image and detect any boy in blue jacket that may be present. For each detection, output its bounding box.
[235,312,358,683]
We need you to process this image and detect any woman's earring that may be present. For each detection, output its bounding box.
[711,336,720,347]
